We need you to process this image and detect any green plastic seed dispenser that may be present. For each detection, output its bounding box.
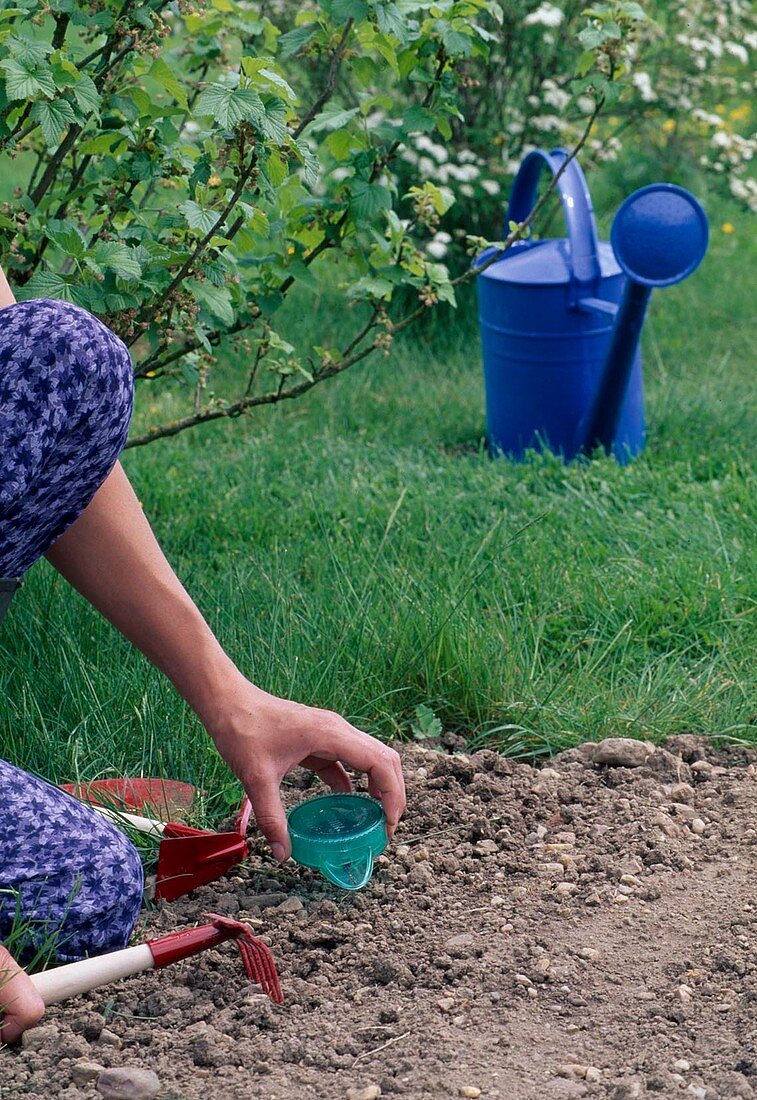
[287,793,388,890]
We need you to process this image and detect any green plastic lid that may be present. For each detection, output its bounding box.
[287,793,388,890]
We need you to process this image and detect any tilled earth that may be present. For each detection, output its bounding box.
[3,734,756,1100]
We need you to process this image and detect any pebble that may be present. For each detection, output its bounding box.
[578,948,599,961]
[459,1089,482,1098]
[514,973,533,987]
[438,997,455,1013]
[691,760,714,777]
[686,1088,706,1100]
[444,932,475,951]
[585,1068,601,1083]
[538,862,565,877]
[670,803,698,821]
[346,1087,381,1100]
[691,818,706,835]
[98,1028,122,1048]
[277,895,305,914]
[673,1059,691,1072]
[72,1062,106,1085]
[557,1064,588,1080]
[593,738,655,768]
[21,1025,58,1050]
[675,984,693,1004]
[96,1067,161,1100]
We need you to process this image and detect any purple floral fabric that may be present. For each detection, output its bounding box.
[0,297,134,578]
[1,297,142,960]
[0,759,144,961]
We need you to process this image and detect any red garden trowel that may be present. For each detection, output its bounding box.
[61,779,253,902]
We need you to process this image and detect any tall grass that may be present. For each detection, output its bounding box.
[1,186,754,818]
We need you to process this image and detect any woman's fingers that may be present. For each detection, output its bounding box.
[302,757,353,793]
[245,770,291,862]
[325,723,406,835]
[0,952,45,1044]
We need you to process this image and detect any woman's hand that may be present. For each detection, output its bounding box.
[0,947,45,1044]
[203,679,406,861]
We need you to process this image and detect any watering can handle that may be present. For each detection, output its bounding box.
[507,148,602,289]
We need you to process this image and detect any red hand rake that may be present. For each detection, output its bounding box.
[61,779,253,902]
[30,914,283,1006]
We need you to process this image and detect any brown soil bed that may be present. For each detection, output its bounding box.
[4,735,756,1100]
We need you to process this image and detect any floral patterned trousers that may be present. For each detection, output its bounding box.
[0,299,143,961]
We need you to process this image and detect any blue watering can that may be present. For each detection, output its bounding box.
[476,148,709,463]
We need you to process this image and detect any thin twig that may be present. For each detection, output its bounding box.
[293,20,354,140]
[352,1031,410,1067]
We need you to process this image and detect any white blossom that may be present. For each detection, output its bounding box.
[632,71,657,102]
[523,3,564,28]
[481,180,500,196]
[725,42,748,63]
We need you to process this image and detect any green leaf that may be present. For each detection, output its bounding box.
[403,104,436,133]
[307,105,360,133]
[71,73,100,114]
[242,58,297,103]
[325,127,365,159]
[148,57,189,111]
[195,83,264,128]
[576,50,596,78]
[346,275,394,300]
[47,219,87,258]
[260,97,288,144]
[29,97,76,145]
[440,26,472,57]
[186,278,235,324]
[7,34,51,68]
[179,200,219,234]
[278,25,316,59]
[411,703,442,741]
[332,0,368,21]
[1,58,56,100]
[578,26,603,49]
[20,268,72,301]
[90,242,142,280]
[373,1,405,40]
[349,179,393,219]
[286,258,319,291]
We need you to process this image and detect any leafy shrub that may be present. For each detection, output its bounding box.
[0,0,646,444]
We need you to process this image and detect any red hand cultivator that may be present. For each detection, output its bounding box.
[61,778,252,901]
[30,914,283,1006]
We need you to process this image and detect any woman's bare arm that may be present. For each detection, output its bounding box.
[46,464,406,859]
[0,265,16,308]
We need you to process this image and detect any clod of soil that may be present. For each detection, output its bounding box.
[4,736,756,1099]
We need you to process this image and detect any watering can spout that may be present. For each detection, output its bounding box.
[579,184,709,457]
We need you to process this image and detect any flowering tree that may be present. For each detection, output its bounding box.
[0,0,645,445]
[408,0,755,261]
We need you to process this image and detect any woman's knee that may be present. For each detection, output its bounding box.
[0,298,134,442]
[56,820,144,959]
[0,761,144,961]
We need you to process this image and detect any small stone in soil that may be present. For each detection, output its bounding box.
[96,1067,161,1100]
[20,1024,58,1050]
[346,1086,381,1100]
[71,1061,106,1085]
[97,1028,122,1048]
[592,738,655,768]
[459,1088,482,1098]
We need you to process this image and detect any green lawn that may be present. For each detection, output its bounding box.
[1,188,754,819]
